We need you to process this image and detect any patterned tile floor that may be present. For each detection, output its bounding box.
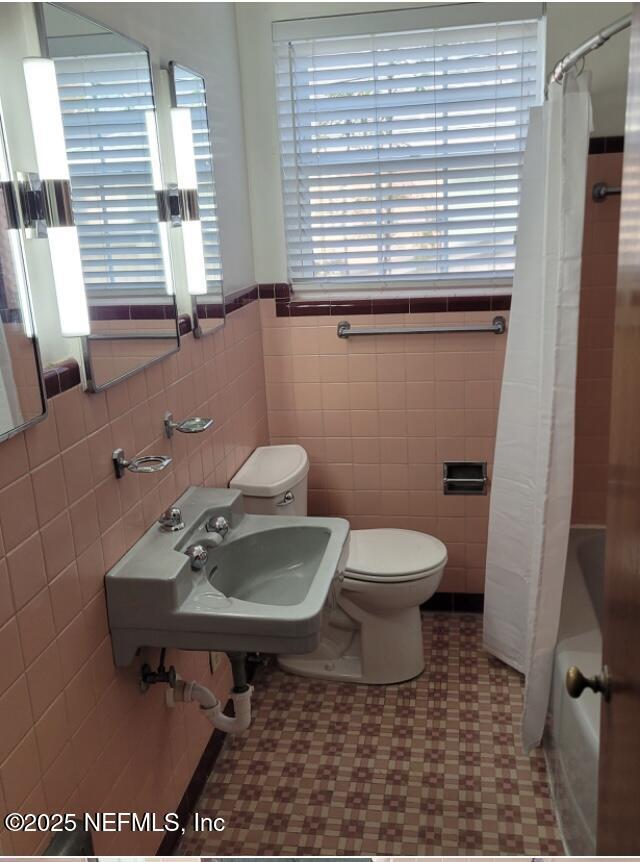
[179,614,563,855]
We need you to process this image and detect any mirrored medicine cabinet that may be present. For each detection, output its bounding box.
[38,3,181,391]
[0,2,228,422]
[0,104,47,442]
[168,61,225,338]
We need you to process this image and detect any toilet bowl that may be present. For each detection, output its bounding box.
[280,528,446,683]
[230,446,448,684]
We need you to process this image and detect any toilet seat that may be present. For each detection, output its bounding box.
[344,528,448,583]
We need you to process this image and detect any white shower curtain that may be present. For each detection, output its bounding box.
[483,72,593,751]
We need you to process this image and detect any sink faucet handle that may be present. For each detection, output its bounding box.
[159,506,184,532]
[185,544,208,571]
[206,515,229,538]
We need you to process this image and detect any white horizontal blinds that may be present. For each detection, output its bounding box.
[275,18,541,289]
[173,66,223,290]
[53,51,169,294]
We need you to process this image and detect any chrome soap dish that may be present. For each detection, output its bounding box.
[113,448,172,479]
[164,411,214,439]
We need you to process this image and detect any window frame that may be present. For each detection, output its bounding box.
[273,4,546,298]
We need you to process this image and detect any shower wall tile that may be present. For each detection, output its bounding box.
[259,299,504,593]
[0,300,269,855]
[258,151,622,585]
[573,151,622,525]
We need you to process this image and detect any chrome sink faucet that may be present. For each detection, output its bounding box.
[205,515,229,539]
[158,506,184,532]
[185,544,208,571]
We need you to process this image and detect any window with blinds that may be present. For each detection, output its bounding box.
[171,65,223,291]
[274,14,543,292]
[53,51,170,295]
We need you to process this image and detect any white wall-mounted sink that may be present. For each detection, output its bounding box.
[105,487,350,666]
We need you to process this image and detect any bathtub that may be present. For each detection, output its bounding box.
[544,526,604,854]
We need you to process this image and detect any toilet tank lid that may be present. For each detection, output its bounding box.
[346,529,448,578]
[230,445,309,497]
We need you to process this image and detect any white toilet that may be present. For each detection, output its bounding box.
[230,444,447,685]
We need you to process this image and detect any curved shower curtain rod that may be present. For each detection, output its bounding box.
[548,13,632,89]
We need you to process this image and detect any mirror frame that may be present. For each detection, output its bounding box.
[36,3,182,393]
[167,60,225,339]
[0,105,48,442]
[81,319,181,393]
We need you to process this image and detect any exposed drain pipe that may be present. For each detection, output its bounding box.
[174,677,253,733]
[173,651,253,733]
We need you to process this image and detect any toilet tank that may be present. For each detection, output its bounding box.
[229,444,309,516]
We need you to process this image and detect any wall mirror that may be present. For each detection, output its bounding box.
[39,4,179,391]
[168,62,224,337]
[0,105,46,441]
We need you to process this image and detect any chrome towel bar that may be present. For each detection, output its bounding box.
[337,315,506,339]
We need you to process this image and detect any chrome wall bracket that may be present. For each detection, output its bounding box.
[156,185,200,227]
[15,172,46,238]
[14,172,75,238]
[113,447,172,479]
[164,411,213,438]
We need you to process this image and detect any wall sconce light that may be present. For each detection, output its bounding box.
[22,58,89,337]
[145,109,175,297]
[170,107,207,297]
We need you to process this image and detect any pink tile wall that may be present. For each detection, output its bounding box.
[572,152,622,525]
[0,300,268,855]
[260,299,506,594]
[258,154,622,591]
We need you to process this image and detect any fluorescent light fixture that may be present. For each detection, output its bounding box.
[171,108,198,189]
[0,115,34,338]
[170,108,207,296]
[23,57,89,337]
[47,226,89,336]
[145,109,163,192]
[181,219,207,296]
[22,58,69,180]
[145,109,174,296]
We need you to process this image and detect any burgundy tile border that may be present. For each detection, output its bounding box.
[43,358,81,399]
[258,283,512,317]
[196,302,224,319]
[491,295,512,311]
[224,285,259,314]
[89,303,176,321]
[589,135,624,154]
[257,282,291,300]
[43,278,510,402]
[409,296,448,313]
